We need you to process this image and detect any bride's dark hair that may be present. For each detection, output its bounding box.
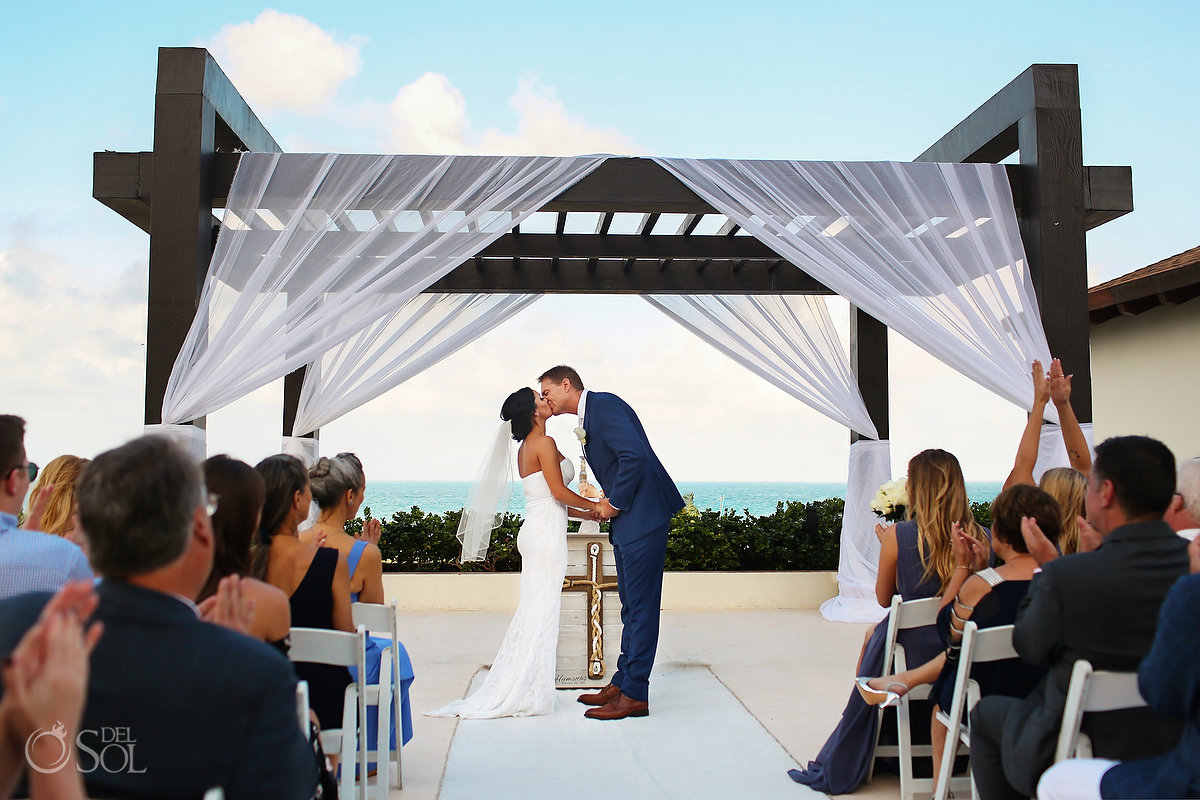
[501,387,537,441]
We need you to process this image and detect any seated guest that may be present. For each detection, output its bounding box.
[198,455,291,650]
[1037,555,1200,799]
[0,415,91,599]
[304,453,415,749]
[789,448,989,793]
[0,581,101,800]
[0,435,316,799]
[1165,457,1200,542]
[970,435,1189,800]
[862,484,1058,788]
[254,454,353,741]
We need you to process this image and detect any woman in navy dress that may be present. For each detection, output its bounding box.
[254,455,354,741]
[789,448,988,794]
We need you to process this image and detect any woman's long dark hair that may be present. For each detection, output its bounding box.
[501,387,537,441]
[199,455,265,601]
[252,454,309,579]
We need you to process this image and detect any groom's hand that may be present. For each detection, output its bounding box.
[597,499,619,520]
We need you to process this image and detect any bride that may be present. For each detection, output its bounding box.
[427,387,601,718]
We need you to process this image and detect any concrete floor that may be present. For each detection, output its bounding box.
[391,609,902,800]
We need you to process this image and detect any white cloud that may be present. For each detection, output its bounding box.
[0,232,148,465]
[208,10,362,115]
[383,73,640,156]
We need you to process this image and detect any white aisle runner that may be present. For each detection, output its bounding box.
[438,662,827,799]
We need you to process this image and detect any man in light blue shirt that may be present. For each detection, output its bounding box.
[0,415,92,598]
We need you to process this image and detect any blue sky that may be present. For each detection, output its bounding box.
[1,1,1196,482]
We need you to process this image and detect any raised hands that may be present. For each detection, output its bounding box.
[1031,359,1050,407]
[1047,358,1072,407]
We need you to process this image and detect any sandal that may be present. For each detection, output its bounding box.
[855,677,909,708]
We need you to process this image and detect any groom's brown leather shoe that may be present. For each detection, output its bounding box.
[584,692,649,720]
[577,683,621,706]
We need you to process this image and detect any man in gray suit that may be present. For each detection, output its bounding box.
[969,435,1188,799]
[0,436,316,799]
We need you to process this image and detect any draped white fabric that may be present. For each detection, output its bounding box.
[143,423,208,464]
[643,294,878,439]
[161,153,605,424]
[821,439,892,623]
[653,158,1058,423]
[292,293,539,436]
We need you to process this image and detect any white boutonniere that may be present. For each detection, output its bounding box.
[574,426,588,445]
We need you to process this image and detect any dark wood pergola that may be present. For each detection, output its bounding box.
[94,48,1132,445]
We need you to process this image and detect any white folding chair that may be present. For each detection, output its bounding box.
[868,595,946,800]
[296,679,311,734]
[352,599,404,791]
[1053,659,1146,763]
[289,625,369,800]
[932,622,1017,800]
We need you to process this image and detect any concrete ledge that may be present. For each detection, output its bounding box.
[382,571,838,611]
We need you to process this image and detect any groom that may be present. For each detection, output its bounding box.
[539,365,684,720]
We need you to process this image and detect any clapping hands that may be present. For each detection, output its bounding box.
[199,574,257,636]
[356,517,382,546]
[952,521,989,572]
[1047,358,1073,408]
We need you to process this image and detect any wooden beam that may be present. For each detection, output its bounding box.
[425,258,829,294]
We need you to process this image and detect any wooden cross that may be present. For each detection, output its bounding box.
[561,541,619,679]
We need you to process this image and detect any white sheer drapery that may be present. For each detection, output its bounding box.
[160,153,605,424]
[143,423,207,464]
[291,293,539,436]
[821,439,893,623]
[653,158,1057,423]
[643,294,877,438]
[281,435,320,467]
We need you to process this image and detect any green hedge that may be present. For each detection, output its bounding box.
[348,495,998,573]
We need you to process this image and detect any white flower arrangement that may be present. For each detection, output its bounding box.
[870,477,909,524]
[574,426,587,445]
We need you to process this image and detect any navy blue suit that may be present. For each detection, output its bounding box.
[0,581,317,800]
[1100,572,1200,799]
[581,390,684,703]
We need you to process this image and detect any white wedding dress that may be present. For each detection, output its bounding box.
[427,458,571,718]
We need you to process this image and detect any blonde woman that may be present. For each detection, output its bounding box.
[790,448,987,795]
[1004,358,1089,554]
[24,455,88,542]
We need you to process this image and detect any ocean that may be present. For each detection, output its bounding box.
[362,480,1006,519]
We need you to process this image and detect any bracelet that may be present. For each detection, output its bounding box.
[954,565,970,571]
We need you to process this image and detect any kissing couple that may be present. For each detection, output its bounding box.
[427,365,684,720]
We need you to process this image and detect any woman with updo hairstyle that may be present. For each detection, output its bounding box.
[197,455,291,651]
[254,454,352,741]
[25,454,89,542]
[301,452,415,751]
[790,448,989,794]
[302,453,383,603]
[863,483,1060,788]
[428,387,601,719]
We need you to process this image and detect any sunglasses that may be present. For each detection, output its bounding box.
[9,462,37,482]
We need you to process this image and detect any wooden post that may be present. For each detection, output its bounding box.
[850,307,889,443]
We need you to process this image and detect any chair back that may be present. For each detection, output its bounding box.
[288,625,370,800]
[932,623,1017,800]
[351,599,404,794]
[1054,659,1145,763]
[296,680,311,735]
